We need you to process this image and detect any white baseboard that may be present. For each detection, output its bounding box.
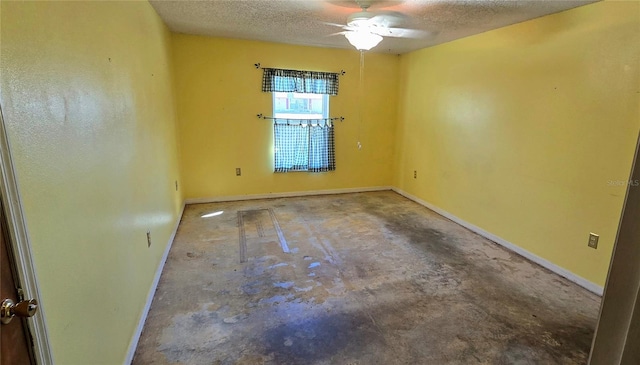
[392,187,604,296]
[185,186,392,204]
[124,202,186,365]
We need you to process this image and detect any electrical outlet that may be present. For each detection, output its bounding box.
[147,230,152,247]
[414,170,417,179]
[588,233,599,249]
[236,168,241,176]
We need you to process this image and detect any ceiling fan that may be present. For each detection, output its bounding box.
[327,0,428,51]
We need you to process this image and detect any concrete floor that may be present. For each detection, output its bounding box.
[133,191,600,365]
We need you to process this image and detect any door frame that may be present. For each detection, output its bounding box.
[588,132,640,364]
[0,105,54,364]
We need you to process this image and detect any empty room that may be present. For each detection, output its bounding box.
[0,0,639,364]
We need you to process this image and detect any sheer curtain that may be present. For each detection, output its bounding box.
[274,123,309,172]
[308,124,334,172]
[273,122,335,172]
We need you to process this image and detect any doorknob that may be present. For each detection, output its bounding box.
[0,298,38,324]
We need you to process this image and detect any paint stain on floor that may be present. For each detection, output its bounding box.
[133,191,600,365]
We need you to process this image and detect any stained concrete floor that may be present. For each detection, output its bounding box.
[133,191,600,365]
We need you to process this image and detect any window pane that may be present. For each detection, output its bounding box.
[274,92,327,119]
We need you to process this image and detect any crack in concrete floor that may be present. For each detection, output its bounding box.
[133,191,600,365]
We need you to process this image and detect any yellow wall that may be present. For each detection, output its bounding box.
[0,1,182,364]
[394,0,640,287]
[172,34,398,200]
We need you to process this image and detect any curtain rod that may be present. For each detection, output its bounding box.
[257,113,344,122]
[254,63,346,76]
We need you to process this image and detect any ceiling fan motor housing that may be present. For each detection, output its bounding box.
[347,11,376,27]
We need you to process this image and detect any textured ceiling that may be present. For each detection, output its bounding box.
[149,0,598,54]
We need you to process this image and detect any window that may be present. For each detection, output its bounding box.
[273,92,334,172]
[261,68,339,173]
[274,92,328,120]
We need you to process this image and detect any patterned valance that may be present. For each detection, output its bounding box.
[262,68,339,96]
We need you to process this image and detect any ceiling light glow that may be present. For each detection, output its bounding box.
[344,30,383,51]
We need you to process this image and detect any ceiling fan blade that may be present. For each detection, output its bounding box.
[371,27,433,39]
[326,31,348,37]
[369,11,406,27]
[323,1,432,43]
[322,21,348,28]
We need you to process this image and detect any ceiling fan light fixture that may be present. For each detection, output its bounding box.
[344,30,383,51]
